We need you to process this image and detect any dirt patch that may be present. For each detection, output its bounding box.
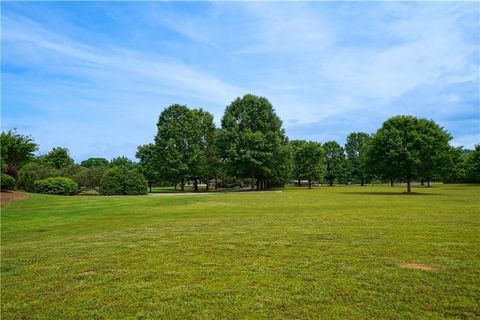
[400,263,438,272]
[1,191,28,205]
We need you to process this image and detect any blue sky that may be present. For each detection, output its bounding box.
[1,1,479,162]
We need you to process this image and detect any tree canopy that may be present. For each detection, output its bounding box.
[323,141,346,186]
[290,140,325,188]
[219,94,288,190]
[367,115,452,193]
[42,147,75,169]
[345,132,371,186]
[0,130,38,170]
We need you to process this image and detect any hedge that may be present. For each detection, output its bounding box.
[34,177,79,195]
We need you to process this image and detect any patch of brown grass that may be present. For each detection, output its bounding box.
[0,191,28,205]
[400,263,438,272]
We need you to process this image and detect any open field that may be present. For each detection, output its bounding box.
[1,184,479,319]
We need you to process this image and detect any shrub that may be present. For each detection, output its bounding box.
[34,177,78,195]
[100,166,148,195]
[73,166,106,191]
[1,173,16,190]
[18,162,59,192]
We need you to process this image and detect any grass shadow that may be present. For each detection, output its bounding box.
[339,191,442,196]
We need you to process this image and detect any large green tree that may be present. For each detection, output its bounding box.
[0,130,38,170]
[345,132,371,186]
[219,94,288,190]
[367,115,452,193]
[291,140,325,188]
[155,104,214,191]
[323,141,346,186]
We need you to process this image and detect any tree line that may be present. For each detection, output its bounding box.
[1,94,479,194]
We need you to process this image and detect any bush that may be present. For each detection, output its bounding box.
[34,177,78,195]
[73,166,106,191]
[1,173,16,190]
[18,162,59,192]
[100,166,148,195]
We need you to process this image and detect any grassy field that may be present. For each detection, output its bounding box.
[1,184,479,319]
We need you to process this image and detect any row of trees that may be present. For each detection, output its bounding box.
[2,94,479,194]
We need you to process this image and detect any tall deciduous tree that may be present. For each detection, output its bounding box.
[366,115,452,193]
[190,109,216,191]
[155,105,192,190]
[81,157,109,168]
[291,140,325,188]
[417,119,453,186]
[465,144,480,183]
[0,130,38,171]
[110,156,136,168]
[323,141,345,186]
[136,143,161,192]
[219,94,288,190]
[42,147,74,169]
[345,132,371,186]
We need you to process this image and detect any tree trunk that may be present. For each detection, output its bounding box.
[361,177,365,186]
[215,178,218,189]
[174,183,177,190]
[298,179,301,187]
[421,179,424,186]
[256,179,260,191]
[308,179,312,189]
[194,179,198,192]
[406,177,412,193]
[390,178,394,187]
[181,179,185,191]
[329,179,333,186]
[251,173,255,191]
[427,180,431,187]
[149,182,152,193]
[206,179,209,191]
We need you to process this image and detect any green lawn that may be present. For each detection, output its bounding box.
[1,185,479,319]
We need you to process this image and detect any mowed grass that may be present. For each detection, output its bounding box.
[1,185,479,319]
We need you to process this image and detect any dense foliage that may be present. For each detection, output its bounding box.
[367,116,452,192]
[3,94,478,194]
[1,173,16,190]
[345,132,371,186]
[0,130,38,171]
[99,166,148,195]
[290,140,325,188]
[219,94,289,189]
[34,177,79,195]
[81,157,109,168]
[41,147,75,169]
[155,105,216,191]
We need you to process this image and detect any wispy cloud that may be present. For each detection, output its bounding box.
[1,2,478,161]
